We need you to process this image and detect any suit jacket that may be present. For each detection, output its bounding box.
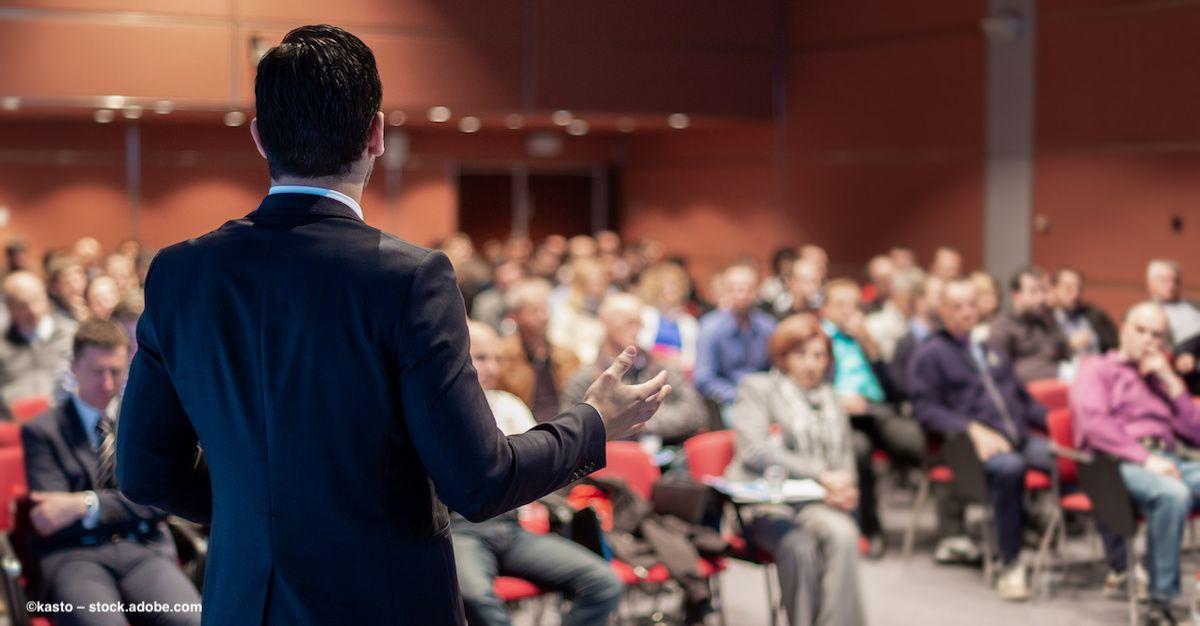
[116,193,607,626]
[21,399,172,581]
[0,315,76,412]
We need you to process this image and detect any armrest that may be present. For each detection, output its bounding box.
[166,517,207,591]
[0,532,31,626]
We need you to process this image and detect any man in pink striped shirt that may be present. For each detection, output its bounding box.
[1071,301,1200,621]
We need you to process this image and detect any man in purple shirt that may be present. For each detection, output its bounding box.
[1071,301,1200,620]
[908,278,1050,601]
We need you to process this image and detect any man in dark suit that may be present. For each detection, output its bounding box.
[116,25,669,626]
[23,319,200,625]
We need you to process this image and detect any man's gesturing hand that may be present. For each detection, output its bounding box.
[584,346,673,441]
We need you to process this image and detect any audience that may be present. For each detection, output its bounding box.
[1071,302,1200,624]
[0,227,1193,624]
[694,263,777,409]
[0,271,77,412]
[22,319,201,626]
[726,313,865,626]
[987,267,1071,383]
[496,278,581,423]
[560,293,706,445]
[908,278,1051,601]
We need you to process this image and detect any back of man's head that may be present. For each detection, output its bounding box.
[254,25,382,179]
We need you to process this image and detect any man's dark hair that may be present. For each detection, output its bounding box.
[1050,265,1082,286]
[1008,265,1045,294]
[254,25,383,179]
[73,319,129,358]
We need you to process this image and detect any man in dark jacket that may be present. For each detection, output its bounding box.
[1050,266,1118,357]
[116,25,668,626]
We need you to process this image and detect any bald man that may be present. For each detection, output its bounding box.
[1072,302,1200,622]
[0,271,77,413]
[561,293,706,444]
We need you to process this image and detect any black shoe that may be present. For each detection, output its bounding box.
[1145,599,1179,626]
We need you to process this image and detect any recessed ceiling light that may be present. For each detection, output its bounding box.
[103,95,126,109]
[388,111,407,126]
[459,116,481,133]
[223,111,246,127]
[504,114,525,130]
[667,113,690,129]
[551,110,573,126]
[428,106,452,123]
[2,97,20,112]
[153,100,174,114]
[123,105,143,120]
[94,109,115,124]
[566,119,589,136]
[616,117,636,133]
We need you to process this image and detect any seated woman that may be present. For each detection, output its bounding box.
[726,313,865,626]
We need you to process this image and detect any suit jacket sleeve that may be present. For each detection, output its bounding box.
[116,255,213,524]
[397,251,606,523]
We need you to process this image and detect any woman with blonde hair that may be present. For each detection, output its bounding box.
[636,261,699,374]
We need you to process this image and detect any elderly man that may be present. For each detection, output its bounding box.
[769,258,825,321]
[1147,259,1200,393]
[908,278,1051,601]
[561,293,706,445]
[495,278,581,423]
[0,271,77,414]
[987,267,1071,383]
[1072,302,1200,624]
[928,247,962,281]
[1050,266,1118,358]
[694,263,777,407]
[867,268,924,364]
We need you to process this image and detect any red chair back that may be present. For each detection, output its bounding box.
[592,442,660,500]
[1027,379,1069,412]
[0,447,27,532]
[683,430,735,481]
[10,395,50,423]
[0,422,20,449]
[1046,408,1078,486]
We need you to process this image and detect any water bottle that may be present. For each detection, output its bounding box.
[764,424,787,502]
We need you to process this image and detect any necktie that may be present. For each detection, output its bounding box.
[95,414,117,489]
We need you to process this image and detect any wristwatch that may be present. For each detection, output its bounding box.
[81,490,100,529]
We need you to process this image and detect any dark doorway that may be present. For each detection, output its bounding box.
[458,167,620,246]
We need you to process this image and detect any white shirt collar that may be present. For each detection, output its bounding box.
[268,185,364,220]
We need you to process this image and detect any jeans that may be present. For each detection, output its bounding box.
[1119,454,1200,601]
[450,515,622,626]
[983,436,1053,564]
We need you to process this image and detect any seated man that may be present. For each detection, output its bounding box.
[22,319,200,626]
[452,321,622,626]
[987,266,1071,384]
[694,263,777,408]
[561,293,707,445]
[1071,301,1200,624]
[821,278,925,555]
[1050,266,1118,358]
[495,278,581,423]
[0,271,77,415]
[908,278,1051,601]
[1147,259,1200,393]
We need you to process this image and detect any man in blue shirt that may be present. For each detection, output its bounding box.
[821,278,925,556]
[694,263,777,408]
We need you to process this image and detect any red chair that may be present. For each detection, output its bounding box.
[595,441,727,621]
[1027,379,1069,412]
[682,430,780,625]
[10,395,50,423]
[0,422,20,449]
[0,447,26,533]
